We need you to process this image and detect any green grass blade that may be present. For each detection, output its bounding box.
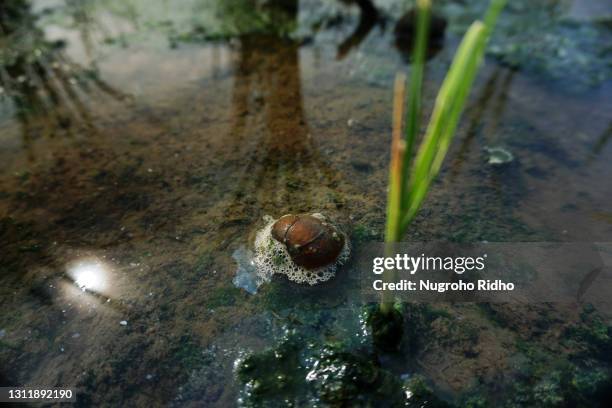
[401,0,431,211]
[425,0,506,178]
[397,0,506,234]
[483,0,507,33]
[400,22,486,231]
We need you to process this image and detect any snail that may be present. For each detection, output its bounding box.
[249,213,350,286]
[271,214,345,269]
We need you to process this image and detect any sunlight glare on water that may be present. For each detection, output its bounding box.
[67,258,110,293]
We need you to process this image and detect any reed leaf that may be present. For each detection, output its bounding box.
[393,0,506,236]
[400,21,486,232]
[400,0,431,211]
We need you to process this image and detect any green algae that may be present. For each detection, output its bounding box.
[235,328,409,407]
[236,330,308,407]
[496,305,612,407]
[367,303,404,352]
[235,304,485,407]
[171,334,209,371]
[507,363,612,408]
[564,304,612,360]
[307,344,405,407]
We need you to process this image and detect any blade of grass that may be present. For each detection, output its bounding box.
[400,22,486,231]
[382,73,406,314]
[378,0,505,328]
[398,0,506,233]
[425,0,506,178]
[400,0,431,211]
[483,0,507,34]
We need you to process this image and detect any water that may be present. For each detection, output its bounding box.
[1,0,611,406]
[232,246,264,294]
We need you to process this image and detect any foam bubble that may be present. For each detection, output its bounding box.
[253,215,350,286]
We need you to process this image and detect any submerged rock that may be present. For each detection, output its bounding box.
[484,146,514,165]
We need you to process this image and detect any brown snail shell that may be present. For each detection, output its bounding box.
[271,214,345,270]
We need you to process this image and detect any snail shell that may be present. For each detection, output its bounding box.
[271,214,345,270]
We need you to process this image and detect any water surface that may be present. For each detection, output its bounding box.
[1,0,612,406]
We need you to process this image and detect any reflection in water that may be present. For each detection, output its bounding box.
[67,258,110,293]
[221,1,348,290]
[0,0,128,159]
[59,254,130,314]
[449,66,515,179]
[337,0,380,59]
[591,122,612,157]
[393,8,447,62]
[224,1,341,220]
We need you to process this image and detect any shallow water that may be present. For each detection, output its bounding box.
[1,0,612,406]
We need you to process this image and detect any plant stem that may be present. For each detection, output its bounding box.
[380,0,506,315]
[384,72,407,244]
[382,73,406,314]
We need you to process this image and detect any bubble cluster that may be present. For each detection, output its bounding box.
[253,215,350,285]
